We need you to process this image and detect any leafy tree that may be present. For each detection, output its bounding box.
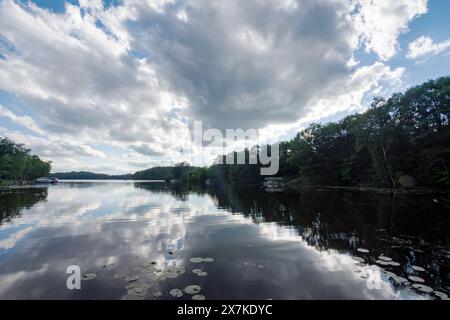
[286,76,450,188]
[0,137,51,181]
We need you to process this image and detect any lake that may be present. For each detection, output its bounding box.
[0,181,449,300]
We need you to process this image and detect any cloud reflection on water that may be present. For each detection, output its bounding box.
[0,181,433,299]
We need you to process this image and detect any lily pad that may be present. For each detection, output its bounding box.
[412,284,433,293]
[378,256,392,262]
[190,257,204,263]
[162,266,185,279]
[388,261,400,267]
[82,273,97,281]
[204,257,214,263]
[395,276,409,284]
[351,257,365,263]
[376,260,390,266]
[433,291,449,300]
[408,276,425,283]
[192,269,208,276]
[169,289,183,298]
[411,265,426,272]
[192,294,206,300]
[184,285,201,295]
[357,248,370,253]
[383,271,397,278]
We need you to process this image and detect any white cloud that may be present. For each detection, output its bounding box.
[407,36,450,60]
[354,0,428,61]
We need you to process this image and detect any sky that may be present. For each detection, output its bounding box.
[0,0,449,174]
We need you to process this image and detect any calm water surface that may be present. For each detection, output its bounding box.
[0,181,449,300]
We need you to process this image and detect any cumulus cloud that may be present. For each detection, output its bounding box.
[354,0,428,61]
[0,0,425,172]
[0,1,178,138]
[407,36,450,60]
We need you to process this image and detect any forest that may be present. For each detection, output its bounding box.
[196,76,450,189]
[0,137,51,183]
[51,165,208,184]
[50,171,133,180]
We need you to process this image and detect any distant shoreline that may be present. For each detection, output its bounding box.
[55,179,166,182]
[0,179,167,190]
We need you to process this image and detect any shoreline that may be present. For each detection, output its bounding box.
[0,179,165,190]
[286,179,450,195]
[0,181,43,191]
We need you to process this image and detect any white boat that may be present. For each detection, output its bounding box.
[263,177,285,192]
[35,177,58,184]
[263,177,284,187]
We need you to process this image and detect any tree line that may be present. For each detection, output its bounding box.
[286,76,450,188]
[0,137,51,182]
[133,163,208,184]
[203,76,450,189]
[52,164,208,183]
[50,171,133,180]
